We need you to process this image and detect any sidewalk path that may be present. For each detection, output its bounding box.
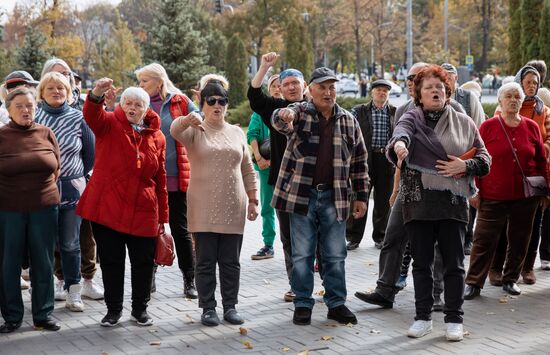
[2,207,549,354]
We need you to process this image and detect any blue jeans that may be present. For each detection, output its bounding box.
[289,189,347,309]
[58,208,82,289]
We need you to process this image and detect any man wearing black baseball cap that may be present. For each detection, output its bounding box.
[271,67,368,326]
[346,79,396,251]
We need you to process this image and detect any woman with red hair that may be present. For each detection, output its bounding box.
[386,65,491,341]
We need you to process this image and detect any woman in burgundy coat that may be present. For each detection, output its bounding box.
[77,78,168,327]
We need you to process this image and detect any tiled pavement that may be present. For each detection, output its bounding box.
[2,206,550,355]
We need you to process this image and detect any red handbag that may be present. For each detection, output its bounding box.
[155,227,175,267]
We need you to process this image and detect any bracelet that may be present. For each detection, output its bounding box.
[248,199,259,205]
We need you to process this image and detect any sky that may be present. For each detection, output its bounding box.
[0,0,121,13]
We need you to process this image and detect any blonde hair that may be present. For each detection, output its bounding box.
[135,63,182,99]
[199,74,229,90]
[37,72,73,104]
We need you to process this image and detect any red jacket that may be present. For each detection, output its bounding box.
[168,94,191,192]
[77,97,169,237]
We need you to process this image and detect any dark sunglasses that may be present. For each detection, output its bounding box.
[205,97,228,106]
[406,74,416,81]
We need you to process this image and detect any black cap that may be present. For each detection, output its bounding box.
[309,67,339,84]
[4,70,39,89]
[371,79,392,90]
[441,63,458,75]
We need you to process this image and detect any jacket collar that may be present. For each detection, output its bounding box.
[114,105,160,134]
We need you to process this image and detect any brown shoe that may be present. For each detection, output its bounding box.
[521,270,536,285]
[489,270,503,286]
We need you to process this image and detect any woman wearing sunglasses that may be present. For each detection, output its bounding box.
[170,78,258,327]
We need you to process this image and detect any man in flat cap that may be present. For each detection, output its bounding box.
[271,67,368,326]
[346,79,396,251]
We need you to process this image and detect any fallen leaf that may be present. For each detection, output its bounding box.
[239,327,248,335]
[320,335,334,341]
[243,340,253,349]
[316,289,325,296]
[346,323,354,327]
[370,329,381,334]
[263,279,270,285]
[281,347,290,352]
[298,351,309,355]
[185,314,195,323]
[148,329,157,333]
[464,330,470,336]
[149,341,161,346]
[101,352,109,355]
[499,296,509,304]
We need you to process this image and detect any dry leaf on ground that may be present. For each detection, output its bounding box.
[239,327,248,335]
[263,279,270,285]
[298,350,309,355]
[243,340,253,349]
[149,341,161,346]
[185,314,195,323]
[316,289,325,296]
[499,296,509,303]
[320,335,334,341]
[370,329,381,334]
[281,347,290,352]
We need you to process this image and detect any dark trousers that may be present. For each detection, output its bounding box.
[541,207,550,261]
[466,198,539,287]
[276,210,293,284]
[465,206,477,245]
[92,223,155,313]
[168,191,195,279]
[347,152,394,244]
[194,232,243,309]
[0,206,57,323]
[55,218,97,280]
[408,220,465,324]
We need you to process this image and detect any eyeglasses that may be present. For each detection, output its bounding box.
[406,74,416,81]
[205,97,228,106]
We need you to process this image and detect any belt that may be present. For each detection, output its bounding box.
[314,183,333,191]
[372,147,386,154]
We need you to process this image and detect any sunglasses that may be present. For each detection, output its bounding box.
[406,74,416,81]
[205,97,228,106]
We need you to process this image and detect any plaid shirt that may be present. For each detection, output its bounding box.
[271,102,369,221]
[371,105,391,148]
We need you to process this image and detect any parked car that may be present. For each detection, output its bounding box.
[337,78,359,97]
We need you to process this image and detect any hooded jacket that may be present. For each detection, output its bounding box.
[77,95,168,237]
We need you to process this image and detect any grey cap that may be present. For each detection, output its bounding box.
[441,63,458,75]
[371,79,392,90]
[309,67,339,84]
[4,70,39,87]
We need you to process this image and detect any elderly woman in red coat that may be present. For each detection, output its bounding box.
[77,78,168,328]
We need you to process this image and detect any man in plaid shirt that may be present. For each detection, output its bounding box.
[271,67,369,326]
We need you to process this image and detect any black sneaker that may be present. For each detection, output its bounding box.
[223,307,244,325]
[327,305,357,325]
[131,310,154,326]
[201,308,220,327]
[293,307,312,325]
[33,318,60,331]
[184,279,198,299]
[0,321,22,333]
[100,311,122,327]
[251,245,274,260]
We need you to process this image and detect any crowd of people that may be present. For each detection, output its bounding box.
[0,54,549,344]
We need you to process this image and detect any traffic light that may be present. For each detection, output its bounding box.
[214,0,223,13]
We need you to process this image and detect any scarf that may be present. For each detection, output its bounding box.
[402,106,477,198]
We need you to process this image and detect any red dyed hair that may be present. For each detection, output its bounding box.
[413,65,453,107]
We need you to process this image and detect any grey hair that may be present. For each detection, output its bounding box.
[5,87,37,110]
[120,87,150,108]
[497,82,525,103]
[41,57,75,89]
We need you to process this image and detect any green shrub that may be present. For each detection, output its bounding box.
[226,100,253,127]
[482,103,498,117]
[336,96,371,111]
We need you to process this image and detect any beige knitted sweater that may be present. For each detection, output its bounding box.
[171,118,257,234]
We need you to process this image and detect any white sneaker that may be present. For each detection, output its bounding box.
[66,284,84,312]
[20,277,29,290]
[541,260,550,270]
[407,320,433,338]
[81,279,104,300]
[54,279,66,301]
[445,323,464,341]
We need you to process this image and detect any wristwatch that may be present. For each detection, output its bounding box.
[248,199,259,205]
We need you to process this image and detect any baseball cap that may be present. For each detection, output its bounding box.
[371,79,392,90]
[309,67,339,84]
[441,63,458,75]
[4,70,39,89]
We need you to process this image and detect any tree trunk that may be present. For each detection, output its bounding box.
[353,0,361,78]
[478,0,490,72]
